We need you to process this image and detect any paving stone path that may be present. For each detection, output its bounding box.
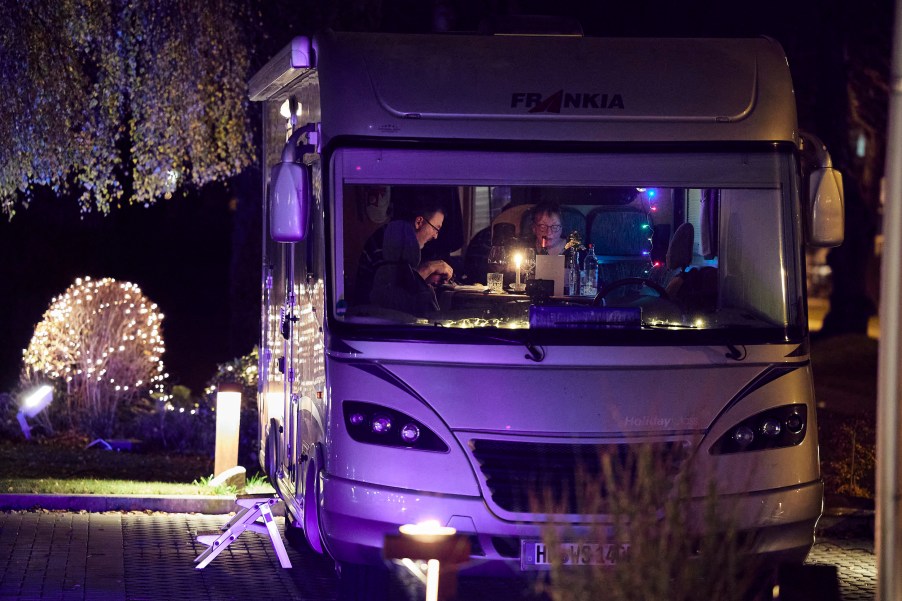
[0,511,875,601]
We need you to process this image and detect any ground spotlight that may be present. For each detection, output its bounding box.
[17,384,53,440]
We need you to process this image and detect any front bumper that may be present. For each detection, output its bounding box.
[319,473,823,574]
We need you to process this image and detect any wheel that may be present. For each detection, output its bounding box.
[282,508,343,579]
[302,451,324,554]
[264,419,281,483]
[283,510,313,552]
[592,277,671,306]
[281,449,326,555]
[337,562,393,601]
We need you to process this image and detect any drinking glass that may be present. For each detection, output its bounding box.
[487,272,504,293]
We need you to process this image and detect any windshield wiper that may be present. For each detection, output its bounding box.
[525,342,545,362]
[725,344,747,360]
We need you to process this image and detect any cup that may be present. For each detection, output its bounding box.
[487,272,504,293]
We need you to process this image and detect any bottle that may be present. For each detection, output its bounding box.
[564,231,583,296]
[582,244,598,296]
[567,251,580,296]
[538,237,549,255]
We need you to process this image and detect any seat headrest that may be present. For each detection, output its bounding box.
[666,222,694,270]
[382,220,421,267]
[587,207,652,255]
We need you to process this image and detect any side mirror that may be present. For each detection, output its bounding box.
[808,166,844,247]
[799,131,844,248]
[269,160,309,243]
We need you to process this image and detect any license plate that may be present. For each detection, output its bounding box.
[520,540,630,571]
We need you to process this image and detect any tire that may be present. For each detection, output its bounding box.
[337,562,394,601]
[303,455,324,554]
[265,418,281,483]
[283,510,312,552]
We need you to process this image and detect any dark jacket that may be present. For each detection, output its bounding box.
[368,221,439,317]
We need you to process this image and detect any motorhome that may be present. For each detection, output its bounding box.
[248,30,844,595]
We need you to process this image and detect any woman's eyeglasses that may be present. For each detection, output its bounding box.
[534,223,562,233]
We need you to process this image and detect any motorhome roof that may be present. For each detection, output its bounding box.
[250,32,798,147]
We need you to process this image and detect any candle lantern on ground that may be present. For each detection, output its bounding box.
[383,521,471,601]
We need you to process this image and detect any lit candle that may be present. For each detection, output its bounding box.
[514,253,523,287]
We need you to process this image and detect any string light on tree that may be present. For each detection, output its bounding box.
[21,276,167,436]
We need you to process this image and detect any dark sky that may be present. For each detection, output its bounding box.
[0,184,252,395]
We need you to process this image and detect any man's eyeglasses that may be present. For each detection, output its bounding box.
[424,218,442,234]
[534,223,562,233]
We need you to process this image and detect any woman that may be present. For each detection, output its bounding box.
[530,201,567,255]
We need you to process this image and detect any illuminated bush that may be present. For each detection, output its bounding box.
[22,276,166,436]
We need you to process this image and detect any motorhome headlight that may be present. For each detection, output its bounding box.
[343,401,449,452]
[400,423,420,444]
[732,426,755,449]
[710,404,807,455]
[760,418,782,438]
[372,414,392,434]
[784,412,804,434]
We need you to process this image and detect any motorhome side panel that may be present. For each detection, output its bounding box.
[257,71,326,507]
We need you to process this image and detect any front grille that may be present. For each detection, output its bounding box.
[470,439,688,514]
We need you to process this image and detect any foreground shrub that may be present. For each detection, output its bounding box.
[537,444,763,601]
[131,391,216,454]
[132,349,259,467]
[204,347,259,469]
[819,410,876,498]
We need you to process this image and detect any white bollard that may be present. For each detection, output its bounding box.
[214,382,242,478]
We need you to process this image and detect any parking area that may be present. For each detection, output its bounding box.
[807,539,876,601]
[0,511,336,601]
[0,510,875,601]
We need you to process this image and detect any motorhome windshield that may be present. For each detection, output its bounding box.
[332,147,803,342]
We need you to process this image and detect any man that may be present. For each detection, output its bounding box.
[354,190,454,306]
